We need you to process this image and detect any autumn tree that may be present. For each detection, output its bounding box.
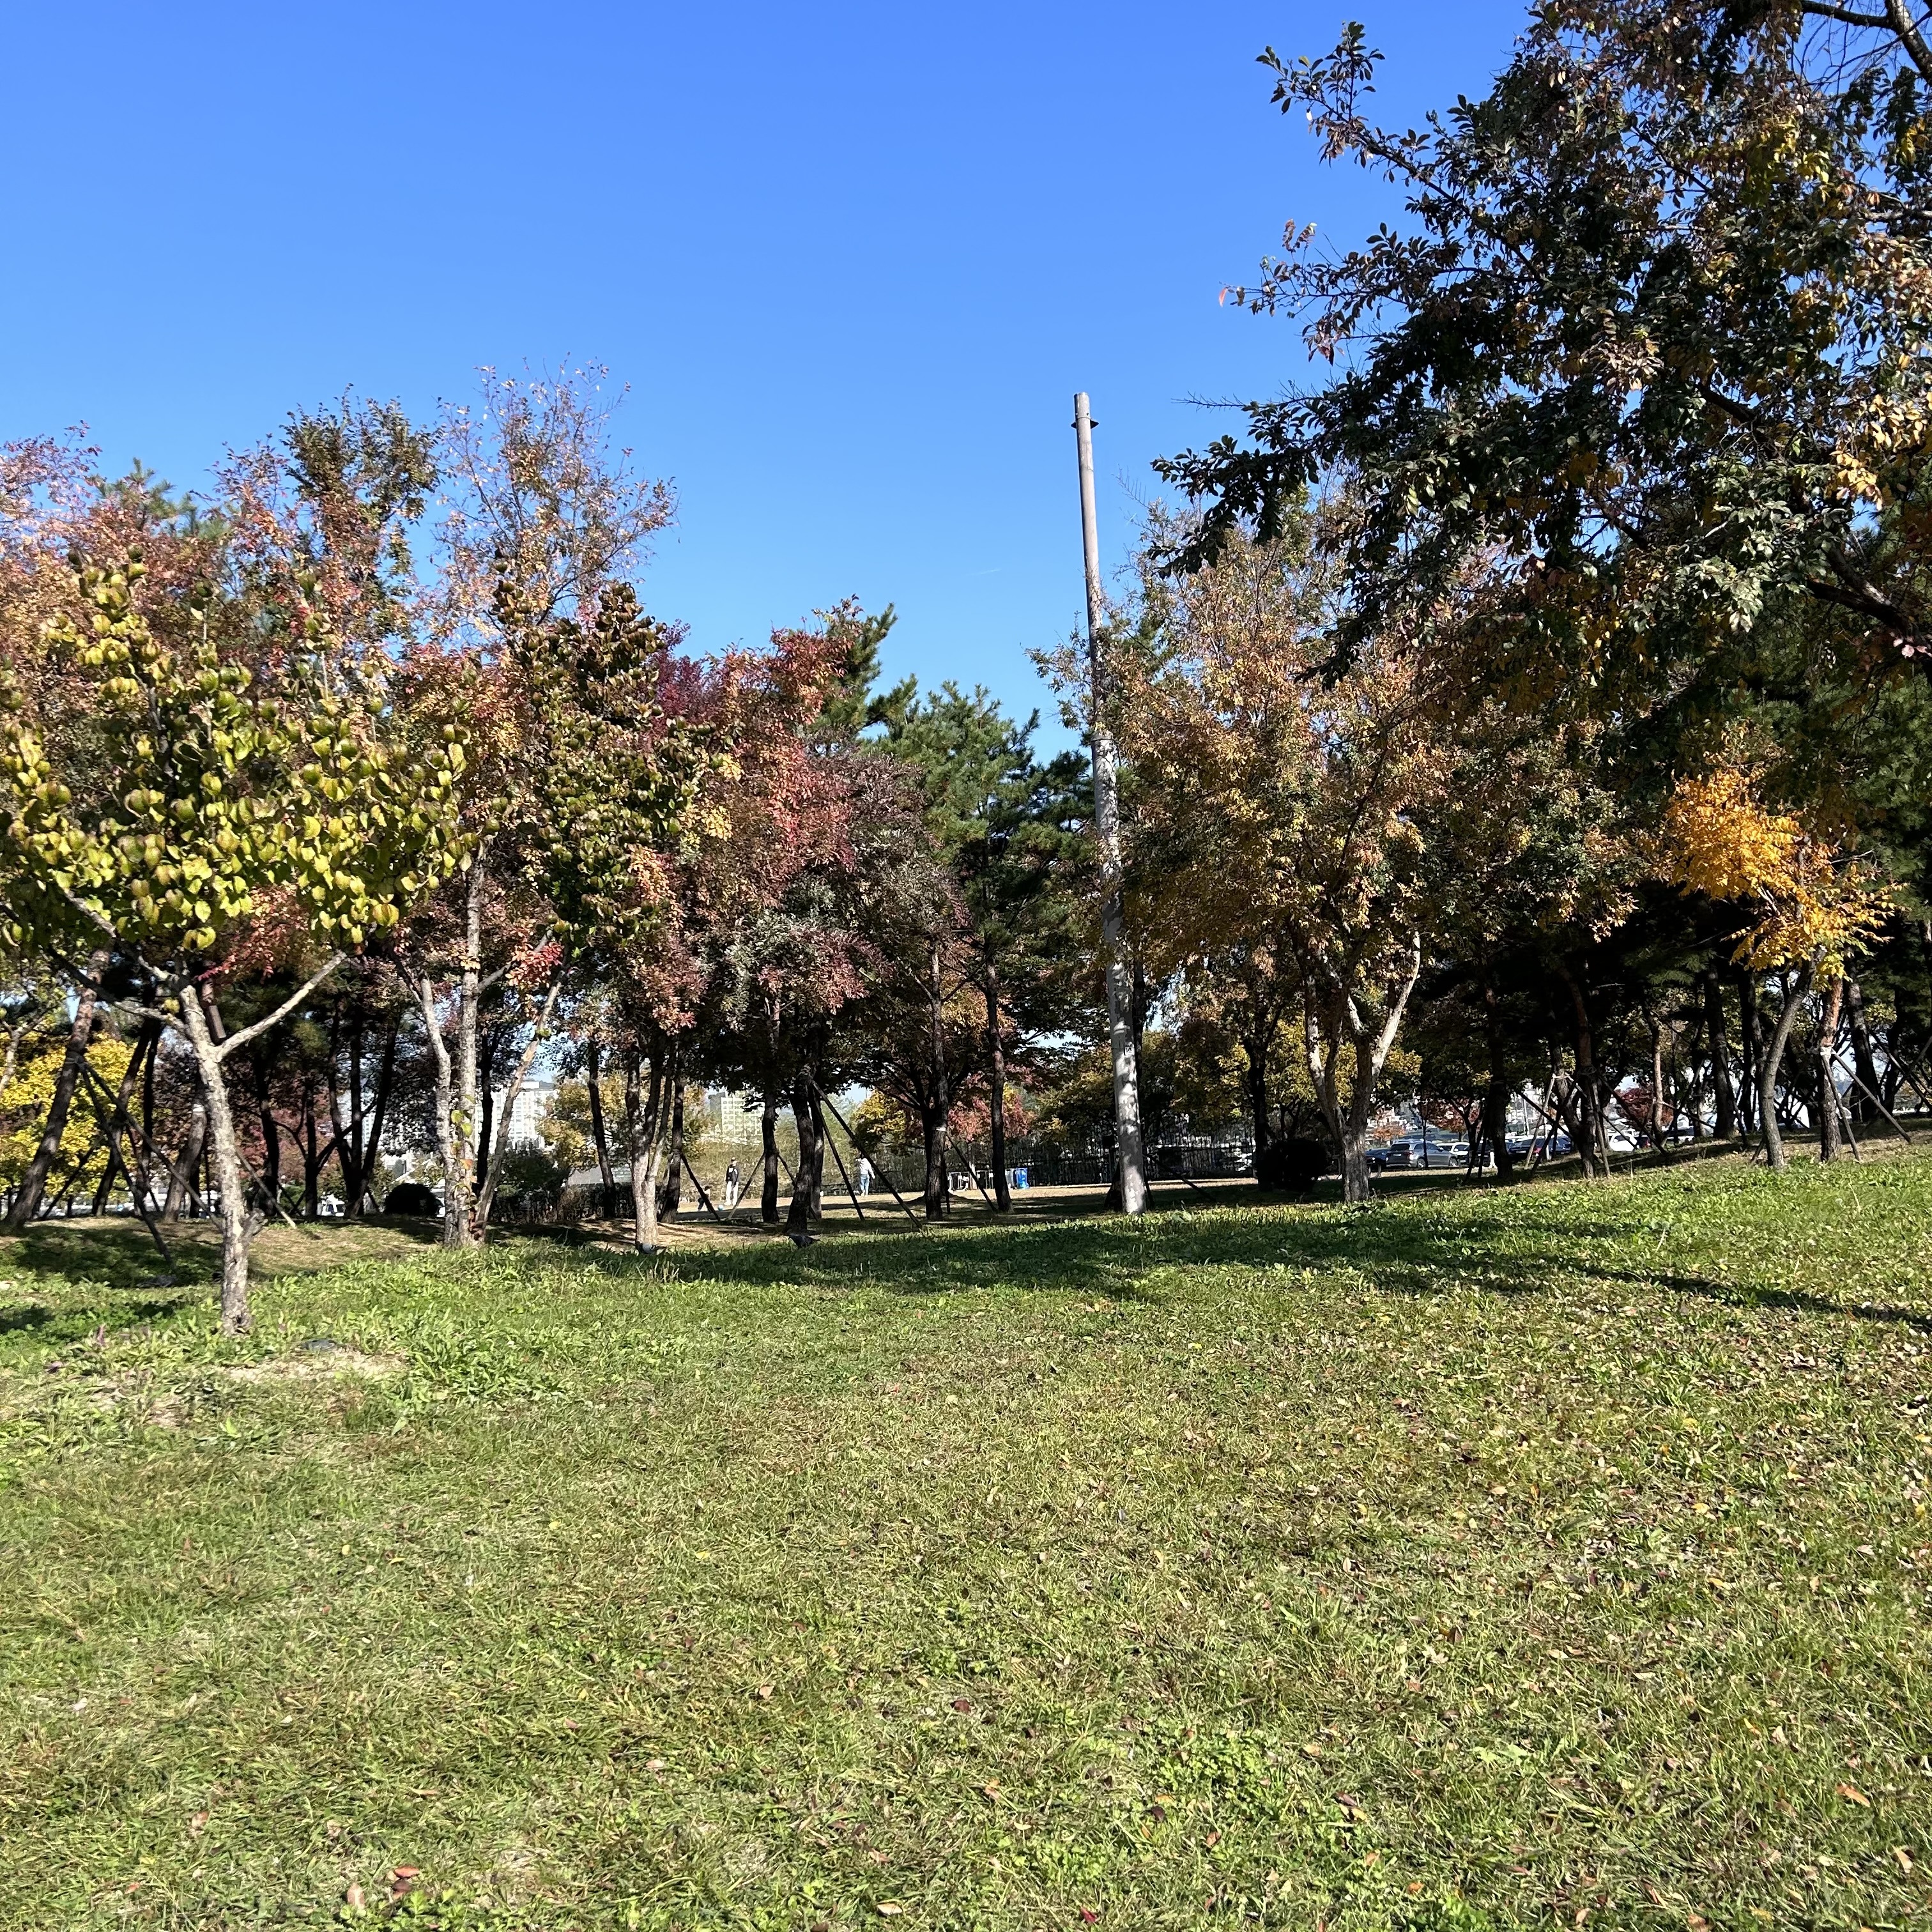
[392,368,678,1245]
[505,580,708,1250]
[1104,515,1446,1200]
[1158,4,1932,712]
[1662,751,1892,1168]
[0,557,464,1330]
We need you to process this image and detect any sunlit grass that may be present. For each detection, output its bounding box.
[2,1156,1928,1928]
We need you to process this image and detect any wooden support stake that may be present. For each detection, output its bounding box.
[819,1121,866,1223]
[680,1149,724,1225]
[1832,1052,1914,1146]
[812,1084,920,1223]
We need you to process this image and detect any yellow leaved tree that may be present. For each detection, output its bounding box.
[0,1031,132,1207]
[1662,756,1891,1169]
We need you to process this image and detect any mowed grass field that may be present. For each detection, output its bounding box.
[2,1156,1929,1931]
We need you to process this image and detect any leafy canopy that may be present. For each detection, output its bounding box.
[0,557,467,970]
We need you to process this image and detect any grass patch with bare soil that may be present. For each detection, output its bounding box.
[1,1156,1929,1929]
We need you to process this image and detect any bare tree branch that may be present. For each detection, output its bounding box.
[208,956,346,1066]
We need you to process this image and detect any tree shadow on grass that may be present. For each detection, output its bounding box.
[0,1214,446,1288]
[677,1194,1932,1335]
[0,1220,214,1294]
[1573,1262,1932,1335]
[0,1224,210,1360]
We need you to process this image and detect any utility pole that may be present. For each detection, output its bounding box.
[1073,392,1147,1215]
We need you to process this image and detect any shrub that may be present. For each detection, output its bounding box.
[1254,1137,1331,1193]
[383,1180,442,1218]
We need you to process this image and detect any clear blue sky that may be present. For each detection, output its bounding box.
[3,1,1525,743]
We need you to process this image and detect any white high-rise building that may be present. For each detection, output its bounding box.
[496,1077,558,1149]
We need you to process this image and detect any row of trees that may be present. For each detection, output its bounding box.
[1068,0,1932,1202]
[0,376,1114,1330]
[4,1,1930,1314]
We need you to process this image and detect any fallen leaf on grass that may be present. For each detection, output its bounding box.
[876,1904,905,1917]
[1894,1846,1914,1873]
[1837,1782,1871,1807]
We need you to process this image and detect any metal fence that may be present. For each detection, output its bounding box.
[853,1140,1255,1199]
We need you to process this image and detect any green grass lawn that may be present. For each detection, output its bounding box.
[3,1156,1929,1931]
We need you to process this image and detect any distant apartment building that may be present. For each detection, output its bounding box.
[498,1077,558,1149]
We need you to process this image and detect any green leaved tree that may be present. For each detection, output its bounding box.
[0,557,466,1331]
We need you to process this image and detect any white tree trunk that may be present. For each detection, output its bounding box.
[473,979,561,1231]
[174,985,263,1336]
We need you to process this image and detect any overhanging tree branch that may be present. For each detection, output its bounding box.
[210,956,346,1066]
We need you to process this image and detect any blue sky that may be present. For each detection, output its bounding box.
[3,1,1525,744]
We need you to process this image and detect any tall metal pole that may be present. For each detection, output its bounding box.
[1074,392,1147,1215]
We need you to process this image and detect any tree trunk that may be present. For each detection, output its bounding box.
[1844,978,1880,1127]
[1242,1020,1274,1159]
[174,984,264,1336]
[302,1087,322,1219]
[1818,975,1845,1163]
[1649,1016,1667,1151]
[659,1070,686,1220]
[351,1019,399,1216]
[627,1051,667,1253]
[4,948,108,1230]
[1703,973,1736,1140]
[1759,967,1813,1172]
[806,1086,825,1220]
[922,1100,947,1220]
[141,1038,157,1197]
[162,1101,208,1227]
[86,1038,148,1220]
[112,1019,161,1216]
[787,1075,820,1241]
[1305,943,1422,1206]
[1738,971,1761,1135]
[983,954,1012,1212]
[1339,1121,1372,1202]
[1478,986,1515,1179]
[445,859,486,1248]
[927,945,951,1220]
[251,1052,282,1213]
[1685,1001,1708,1142]
[760,1083,781,1223]
[586,1033,618,1219]
[346,1009,365,1215]
[1557,963,1610,1179]
[476,1032,496,1199]
[418,974,459,1235]
[474,981,562,1234]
